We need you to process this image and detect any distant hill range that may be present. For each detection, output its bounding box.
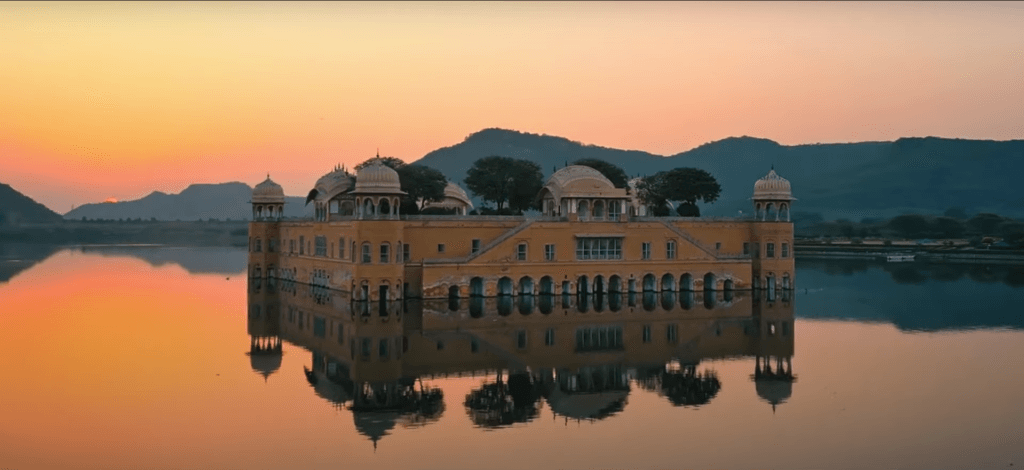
[0,183,64,224]
[63,183,311,221]
[415,128,1024,220]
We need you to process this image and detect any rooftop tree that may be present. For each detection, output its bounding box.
[354,157,447,214]
[464,156,543,214]
[571,158,629,188]
[637,168,721,217]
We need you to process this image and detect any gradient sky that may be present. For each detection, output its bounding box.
[2,1,1024,213]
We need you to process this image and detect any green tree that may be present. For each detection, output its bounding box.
[967,213,1005,235]
[637,168,721,217]
[354,157,447,213]
[571,158,629,188]
[888,214,930,238]
[355,156,406,171]
[464,156,543,213]
[933,217,966,238]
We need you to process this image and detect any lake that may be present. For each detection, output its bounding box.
[1,246,1023,470]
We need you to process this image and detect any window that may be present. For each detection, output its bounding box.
[471,339,479,353]
[766,242,776,258]
[666,241,676,259]
[315,236,327,257]
[289,239,295,254]
[642,325,652,343]
[782,242,790,258]
[544,244,555,261]
[380,243,390,263]
[436,341,444,351]
[743,242,750,255]
[575,326,623,352]
[361,243,372,263]
[516,330,527,349]
[269,238,277,253]
[517,243,527,261]
[715,242,722,250]
[642,242,651,260]
[545,328,555,346]
[339,238,345,259]
[313,317,326,338]
[437,243,445,253]
[471,239,480,254]
[337,324,344,344]
[403,244,410,262]
[575,237,622,260]
[667,324,678,343]
[379,339,390,359]
[361,338,372,358]
[299,236,305,255]
[254,238,262,252]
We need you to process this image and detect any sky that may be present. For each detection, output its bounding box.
[2,1,1024,213]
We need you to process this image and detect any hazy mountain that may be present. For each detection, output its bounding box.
[414,129,1024,219]
[64,182,312,221]
[0,243,61,284]
[0,183,64,224]
[79,245,247,275]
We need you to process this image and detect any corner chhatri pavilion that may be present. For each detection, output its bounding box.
[248,159,795,302]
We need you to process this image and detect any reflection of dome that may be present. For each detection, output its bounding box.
[543,165,624,200]
[353,411,401,449]
[756,380,793,409]
[252,176,285,204]
[248,352,281,381]
[753,169,794,200]
[354,159,403,194]
[546,388,628,421]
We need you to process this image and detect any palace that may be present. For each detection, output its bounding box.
[248,159,796,302]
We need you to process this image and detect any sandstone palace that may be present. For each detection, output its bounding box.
[247,159,795,304]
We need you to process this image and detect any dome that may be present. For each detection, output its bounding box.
[542,165,627,201]
[354,159,404,194]
[252,176,285,204]
[443,182,472,206]
[753,169,795,200]
[313,167,355,202]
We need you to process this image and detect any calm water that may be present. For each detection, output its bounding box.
[2,246,1024,470]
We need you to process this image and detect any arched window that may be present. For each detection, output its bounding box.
[361,242,372,264]
[379,198,391,216]
[339,237,345,259]
[254,238,262,252]
[380,243,390,263]
[703,273,716,291]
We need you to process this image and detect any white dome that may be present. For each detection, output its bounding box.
[354,159,404,194]
[252,176,285,204]
[314,167,355,201]
[753,169,794,200]
[542,165,626,201]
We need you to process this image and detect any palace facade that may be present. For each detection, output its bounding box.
[248,160,796,302]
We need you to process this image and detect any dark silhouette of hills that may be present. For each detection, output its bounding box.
[0,183,64,224]
[63,182,311,221]
[414,129,1024,219]
[0,243,61,284]
[79,245,247,275]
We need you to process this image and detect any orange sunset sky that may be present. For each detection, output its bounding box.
[2,1,1023,213]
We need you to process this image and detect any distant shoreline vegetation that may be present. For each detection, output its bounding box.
[793,209,1024,249]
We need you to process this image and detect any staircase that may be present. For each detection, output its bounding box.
[658,220,720,259]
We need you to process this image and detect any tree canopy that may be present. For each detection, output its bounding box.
[354,157,447,213]
[464,156,543,214]
[636,168,721,217]
[571,158,629,188]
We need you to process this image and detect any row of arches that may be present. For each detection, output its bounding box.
[459,273,733,298]
[753,201,791,222]
[450,290,735,317]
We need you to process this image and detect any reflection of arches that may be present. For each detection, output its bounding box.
[518,294,534,315]
[642,292,656,311]
[470,296,484,318]
[661,274,675,292]
[498,277,513,296]
[497,295,513,316]
[643,274,657,292]
[539,276,554,295]
[680,291,694,310]
[609,292,622,312]
[767,275,776,292]
[782,273,791,290]
[519,276,534,295]
[448,288,460,311]
[703,291,716,309]
[539,293,554,314]
[680,273,694,292]
[608,275,622,294]
[660,291,676,310]
[470,277,484,296]
[703,273,717,291]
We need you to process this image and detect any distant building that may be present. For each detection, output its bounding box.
[248,160,796,302]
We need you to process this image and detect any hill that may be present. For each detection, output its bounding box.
[0,183,64,225]
[413,129,1024,219]
[64,182,311,221]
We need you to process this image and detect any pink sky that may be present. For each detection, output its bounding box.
[2,2,1023,213]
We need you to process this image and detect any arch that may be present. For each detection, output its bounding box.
[661,273,675,292]
[680,273,694,291]
[448,285,460,300]
[754,202,763,220]
[363,198,375,217]
[767,274,777,292]
[577,200,590,220]
[470,277,484,296]
[779,203,790,222]
[593,200,605,219]
[448,287,460,312]
[519,276,535,295]
[782,273,791,290]
[723,279,734,291]
[577,275,590,296]
[608,275,623,294]
[642,273,657,292]
[766,202,778,221]
[252,264,262,278]
[379,198,391,216]
[593,275,605,295]
[703,273,717,291]
[539,276,554,295]
[498,276,513,296]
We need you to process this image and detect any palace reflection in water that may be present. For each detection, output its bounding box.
[247,275,795,448]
